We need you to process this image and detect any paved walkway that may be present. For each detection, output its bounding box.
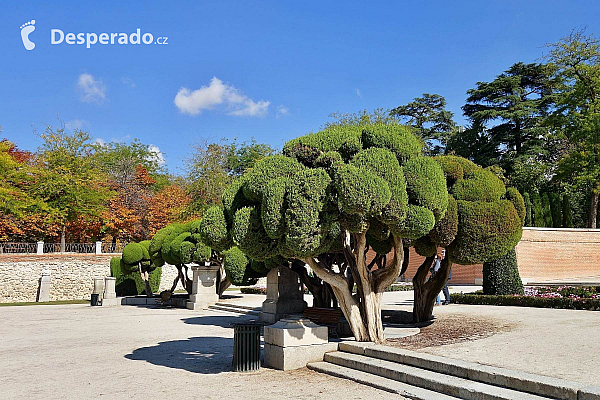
[1,287,599,399]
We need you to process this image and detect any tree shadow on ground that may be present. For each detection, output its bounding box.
[382,309,435,328]
[125,336,234,374]
[219,294,243,300]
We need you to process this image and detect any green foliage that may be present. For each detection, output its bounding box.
[261,178,287,239]
[283,169,333,256]
[333,163,391,216]
[504,188,525,226]
[222,247,259,286]
[192,241,212,263]
[562,194,574,227]
[451,169,506,203]
[542,193,553,227]
[451,293,600,311]
[434,155,465,187]
[429,195,458,247]
[482,248,524,295]
[283,125,363,162]
[242,155,304,203]
[222,176,247,222]
[449,200,522,264]
[110,256,161,296]
[414,235,437,257]
[361,124,423,165]
[523,193,533,226]
[398,205,435,239]
[403,157,448,220]
[390,93,457,154]
[550,193,563,228]
[232,206,280,261]
[199,206,231,251]
[366,234,393,254]
[122,243,144,265]
[532,192,545,227]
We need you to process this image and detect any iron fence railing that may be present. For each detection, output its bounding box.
[101,242,126,254]
[0,243,36,254]
[43,243,96,253]
[0,242,125,254]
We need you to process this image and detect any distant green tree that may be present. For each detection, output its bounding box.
[542,193,553,227]
[390,93,457,154]
[523,192,533,226]
[185,138,275,217]
[550,193,563,227]
[546,30,600,227]
[33,127,112,250]
[532,192,545,227]
[562,193,574,227]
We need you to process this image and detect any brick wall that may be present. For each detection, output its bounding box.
[515,227,600,284]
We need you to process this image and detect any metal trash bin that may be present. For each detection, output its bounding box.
[90,293,101,306]
[232,323,261,372]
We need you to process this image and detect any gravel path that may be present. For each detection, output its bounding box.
[0,303,400,400]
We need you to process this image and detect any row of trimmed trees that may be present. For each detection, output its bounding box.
[523,192,573,228]
[113,123,524,344]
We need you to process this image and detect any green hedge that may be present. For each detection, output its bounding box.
[451,293,600,311]
[482,248,524,295]
[110,257,161,296]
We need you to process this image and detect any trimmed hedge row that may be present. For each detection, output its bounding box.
[451,293,600,311]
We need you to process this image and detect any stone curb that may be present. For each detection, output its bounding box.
[339,342,599,400]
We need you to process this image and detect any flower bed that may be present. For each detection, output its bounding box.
[452,285,600,311]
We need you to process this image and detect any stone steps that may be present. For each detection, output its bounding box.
[308,342,600,400]
[208,303,261,316]
[308,361,461,399]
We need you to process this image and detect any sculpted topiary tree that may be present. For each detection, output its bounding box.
[120,240,159,296]
[199,124,524,341]
[412,156,525,321]
[148,217,262,297]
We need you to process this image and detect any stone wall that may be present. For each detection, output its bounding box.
[0,254,184,303]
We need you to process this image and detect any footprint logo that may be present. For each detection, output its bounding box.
[20,20,36,50]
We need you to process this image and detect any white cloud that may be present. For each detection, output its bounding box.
[121,77,136,88]
[355,88,363,100]
[174,77,269,117]
[65,119,89,130]
[77,73,106,103]
[148,144,166,166]
[276,105,290,118]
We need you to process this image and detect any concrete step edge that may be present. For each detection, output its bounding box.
[307,361,461,400]
[339,341,581,400]
[217,302,260,311]
[325,351,553,400]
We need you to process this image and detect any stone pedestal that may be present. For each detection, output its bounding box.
[95,241,102,255]
[260,266,307,324]
[264,318,337,370]
[93,277,105,300]
[36,241,44,255]
[186,265,219,310]
[102,277,119,306]
[37,271,50,302]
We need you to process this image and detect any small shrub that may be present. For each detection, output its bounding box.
[110,257,161,296]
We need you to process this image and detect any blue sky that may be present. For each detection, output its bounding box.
[1,1,599,173]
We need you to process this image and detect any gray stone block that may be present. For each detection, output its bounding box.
[580,386,600,400]
[264,342,337,370]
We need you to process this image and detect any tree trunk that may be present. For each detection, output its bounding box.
[412,254,451,323]
[589,186,599,229]
[60,225,66,253]
[138,266,153,297]
[217,266,231,298]
[290,260,335,308]
[302,230,404,343]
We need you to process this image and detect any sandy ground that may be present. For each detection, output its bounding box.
[1,287,599,400]
[0,301,400,400]
[382,288,600,385]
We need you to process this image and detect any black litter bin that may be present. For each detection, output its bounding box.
[90,293,100,306]
[232,323,261,372]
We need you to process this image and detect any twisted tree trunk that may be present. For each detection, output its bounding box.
[302,229,404,343]
[412,253,451,323]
